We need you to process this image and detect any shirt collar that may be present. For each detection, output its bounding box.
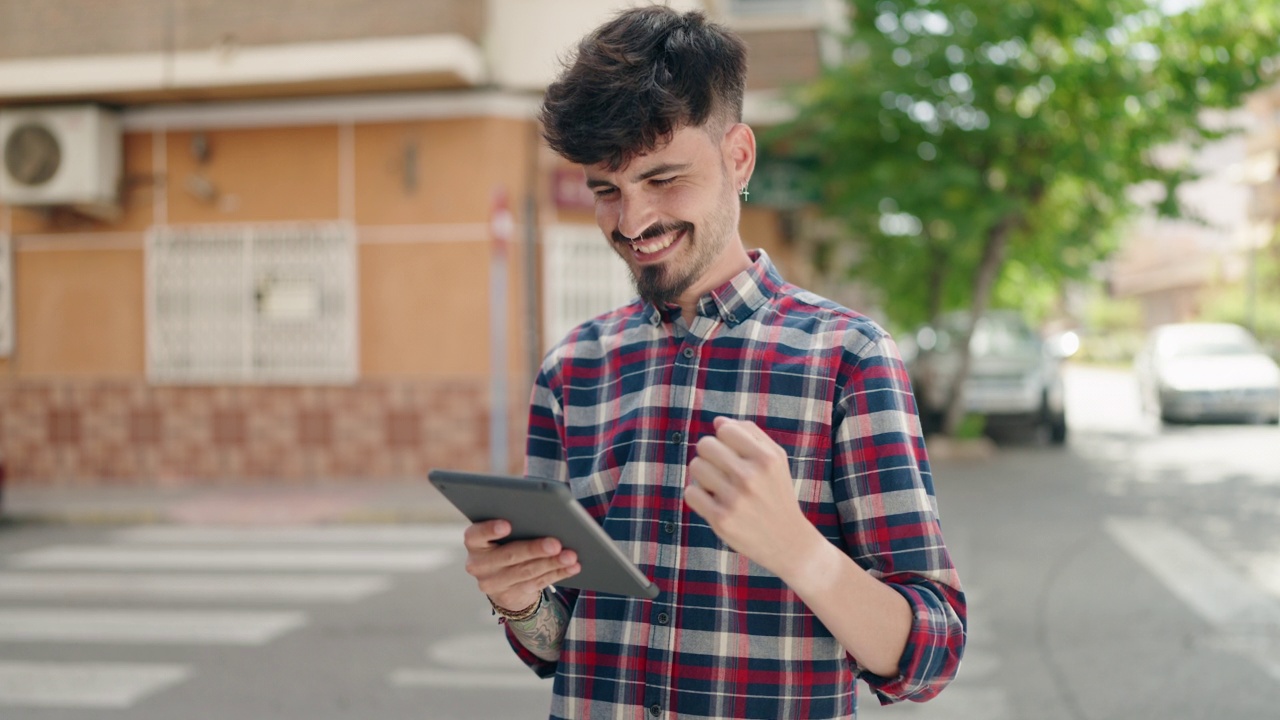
[644,249,782,328]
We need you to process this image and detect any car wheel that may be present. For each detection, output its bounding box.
[919,408,944,436]
[1048,413,1067,444]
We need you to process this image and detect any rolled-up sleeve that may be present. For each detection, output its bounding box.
[834,336,967,703]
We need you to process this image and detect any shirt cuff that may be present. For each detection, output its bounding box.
[857,582,966,704]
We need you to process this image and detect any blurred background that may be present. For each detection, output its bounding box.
[0,1,1277,718]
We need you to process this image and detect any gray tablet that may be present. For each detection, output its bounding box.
[427,470,660,599]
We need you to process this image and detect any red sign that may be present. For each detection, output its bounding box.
[491,186,513,258]
[551,166,596,211]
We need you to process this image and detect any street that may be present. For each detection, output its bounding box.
[0,365,1278,718]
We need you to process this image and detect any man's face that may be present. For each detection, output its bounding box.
[584,124,743,308]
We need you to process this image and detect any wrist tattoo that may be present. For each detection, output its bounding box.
[507,591,570,662]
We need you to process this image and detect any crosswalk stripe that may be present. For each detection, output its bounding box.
[0,572,390,602]
[389,668,549,690]
[113,524,469,546]
[0,608,305,645]
[0,661,190,708]
[1105,517,1280,627]
[7,546,455,572]
[1246,554,1280,598]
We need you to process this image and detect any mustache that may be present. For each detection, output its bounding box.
[612,222,691,245]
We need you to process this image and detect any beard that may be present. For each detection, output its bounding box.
[613,221,700,307]
[613,186,739,308]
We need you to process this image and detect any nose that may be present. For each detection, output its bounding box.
[616,190,657,241]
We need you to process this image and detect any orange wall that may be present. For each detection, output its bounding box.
[3,130,154,378]
[355,118,531,224]
[359,241,492,377]
[165,126,341,223]
[10,248,146,377]
[354,116,535,380]
[2,115,539,383]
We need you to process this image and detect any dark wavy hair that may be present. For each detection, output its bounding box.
[540,6,748,170]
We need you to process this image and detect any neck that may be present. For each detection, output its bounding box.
[674,243,753,325]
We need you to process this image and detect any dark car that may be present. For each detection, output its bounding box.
[903,310,1076,443]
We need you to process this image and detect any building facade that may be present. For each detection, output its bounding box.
[0,0,841,485]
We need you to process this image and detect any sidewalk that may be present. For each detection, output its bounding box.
[1,479,464,526]
[0,439,995,527]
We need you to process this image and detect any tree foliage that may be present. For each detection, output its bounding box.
[773,0,1280,331]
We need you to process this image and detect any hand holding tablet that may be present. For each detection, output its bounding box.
[429,470,660,599]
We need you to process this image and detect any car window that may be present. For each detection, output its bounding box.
[971,317,1040,358]
[924,313,1042,358]
[1157,327,1259,358]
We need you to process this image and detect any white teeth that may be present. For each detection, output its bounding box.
[634,235,675,254]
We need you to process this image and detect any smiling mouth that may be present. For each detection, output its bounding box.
[632,233,677,255]
[618,223,689,259]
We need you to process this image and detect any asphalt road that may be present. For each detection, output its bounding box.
[1,365,1278,719]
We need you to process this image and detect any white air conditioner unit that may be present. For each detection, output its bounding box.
[0,104,122,214]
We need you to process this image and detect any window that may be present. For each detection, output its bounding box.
[542,224,635,350]
[146,223,356,384]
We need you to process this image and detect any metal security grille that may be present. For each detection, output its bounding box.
[0,233,11,357]
[542,224,635,351]
[147,223,356,384]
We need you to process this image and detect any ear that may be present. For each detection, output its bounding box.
[722,122,756,191]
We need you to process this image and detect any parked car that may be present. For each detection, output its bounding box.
[1134,322,1280,424]
[903,310,1075,443]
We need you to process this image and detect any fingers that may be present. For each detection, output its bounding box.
[479,544,579,592]
[705,417,787,466]
[688,455,738,504]
[684,481,723,522]
[462,521,581,603]
[462,519,510,550]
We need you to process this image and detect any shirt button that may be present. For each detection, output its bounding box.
[649,705,661,717]
[682,347,695,359]
[670,431,682,444]
[662,521,676,534]
[657,612,670,625]
[726,313,737,323]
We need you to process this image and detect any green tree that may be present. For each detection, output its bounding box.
[773,0,1279,434]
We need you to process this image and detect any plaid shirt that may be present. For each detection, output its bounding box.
[509,250,966,720]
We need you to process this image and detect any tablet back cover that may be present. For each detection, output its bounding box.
[428,471,658,599]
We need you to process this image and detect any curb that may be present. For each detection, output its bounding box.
[925,436,998,462]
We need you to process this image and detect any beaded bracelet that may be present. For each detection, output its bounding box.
[488,590,544,623]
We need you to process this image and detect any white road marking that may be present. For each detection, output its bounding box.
[389,668,549,690]
[0,661,190,708]
[394,631,551,692]
[0,572,390,602]
[113,524,470,546]
[0,608,305,645]
[427,632,532,671]
[7,546,454,572]
[1247,554,1280,599]
[1105,517,1280,627]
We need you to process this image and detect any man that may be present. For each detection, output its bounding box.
[463,6,966,719]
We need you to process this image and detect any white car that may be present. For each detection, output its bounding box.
[1135,322,1280,424]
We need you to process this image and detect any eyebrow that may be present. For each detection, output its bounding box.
[584,162,693,189]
